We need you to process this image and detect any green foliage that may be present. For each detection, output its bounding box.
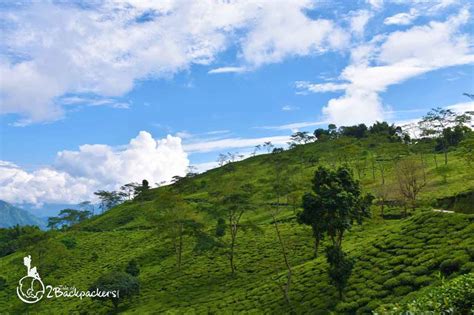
[0,276,6,290]
[89,271,140,311]
[60,236,77,249]
[215,218,226,237]
[0,122,474,313]
[325,245,354,298]
[298,166,373,250]
[125,259,140,277]
[377,273,474,314]
[48,208,92,229]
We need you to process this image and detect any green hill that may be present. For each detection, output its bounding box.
[0,200,46,229]
[0,136,473,314]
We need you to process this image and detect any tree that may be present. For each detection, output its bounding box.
[220,184,255,275]
[395,158,426,213]
[298,166,372,299]
[267,155,293,305]
[89,271,139,312]
[134,179,151,201]
[289,131,314,148]
[325,245,354,299]
[263,141,274,153]
[457,133,474,168]
[313,128,329,140]
[298,193,326,258]
[94,190,122,212]
[152,191,202,271]
[298,167,373,251]
[339,124,368,139]
[374,182,392,218]
[48,209,92,229]
[125,259,140,277]
[217,153,228,166]
[419,107,472,165]
[78,200,95,215]
[119,183,139,201]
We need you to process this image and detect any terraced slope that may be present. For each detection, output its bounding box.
[0,143,473,314]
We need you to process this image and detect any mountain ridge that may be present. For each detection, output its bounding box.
[0,200,46,229]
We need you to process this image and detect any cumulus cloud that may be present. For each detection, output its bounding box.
[0,0,349,124]
[0,132,188,205]
[298,8,474,126]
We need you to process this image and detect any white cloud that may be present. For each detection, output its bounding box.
[384,9,418,25]
[0,0,349,124]
[183,135,291,153]
[281,105,299,111]
[349,10,373,36]
[258,120,328,132]
[208,67,247,74]
[296,81,349,93]
[446,101,474,114]
[0,132,189,205]
[366,0,384,10]
[241,1,349,67]
[299,8,474,126]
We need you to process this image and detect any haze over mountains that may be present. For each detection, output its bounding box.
[0,200,46,229]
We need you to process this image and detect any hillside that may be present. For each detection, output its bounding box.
[0,137,473,314]
[0,200,46,229]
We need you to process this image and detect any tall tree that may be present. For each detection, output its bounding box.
[298,166,372,299]
[219,183,255,275]
[94,190,122,212]
[267,155,293,305]
[299,166,373,250]
[419,107,472,165]
[395,158,426,213]
[152,191,201,271]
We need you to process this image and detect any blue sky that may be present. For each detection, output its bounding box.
[0,0,473,212]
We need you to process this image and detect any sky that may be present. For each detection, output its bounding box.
[0,0,473,214]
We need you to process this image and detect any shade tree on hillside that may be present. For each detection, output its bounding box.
[212,181,257,275]
[265,154,293,305]
[457,133,474,168]
[288,131,315,148]
[134,179,151,201]
[263,141,274,153]
[419,107,472,165]
[395,158,426,214]
[89,271,139,313]
[94,190,122,213]
[298,166,373,298]
[125,259,140,277]
[47,209,92,230]
[119,183,140,200]
[151,191,203,271]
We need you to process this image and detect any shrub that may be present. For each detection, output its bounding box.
[414,275,433,287]
[460,261,474,274]
[90,252,99,262]
[0,276,6,290]
[376,273,474,314]
[439,259,462,276]
[335,301,358,313]
[125,259,140,277]
[393,285,414,296]
[60,236,77,249]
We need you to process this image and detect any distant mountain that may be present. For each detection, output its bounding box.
[0,200,46,229]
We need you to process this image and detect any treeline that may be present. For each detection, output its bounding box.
[47,179,153,230]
